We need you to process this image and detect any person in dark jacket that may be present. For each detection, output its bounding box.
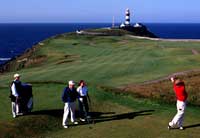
[62,80,79,128]
[10,73,22,118]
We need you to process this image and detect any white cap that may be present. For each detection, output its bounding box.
[14,73,20,78]
[68,80,75,85]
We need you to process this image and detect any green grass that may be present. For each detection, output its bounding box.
[2,35,200,86]
[1,84,200,138]
[1,33,200,138]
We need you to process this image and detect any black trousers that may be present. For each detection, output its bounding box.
[78,96,89,118]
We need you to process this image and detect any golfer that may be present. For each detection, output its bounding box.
[77,80,91,122]
[10,73,22,118]
[62,80,79,128]
[168,77,188,130]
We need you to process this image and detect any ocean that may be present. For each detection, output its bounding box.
[1,23,200,65]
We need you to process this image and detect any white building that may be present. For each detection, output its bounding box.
[134,23,142,28]
[125,8,130,26]
[120,23,125,28]
[120,8,131,28]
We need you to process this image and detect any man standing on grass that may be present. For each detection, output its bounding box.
[62,80,79,128]
[10,73,22,118]
[168,76,188,130]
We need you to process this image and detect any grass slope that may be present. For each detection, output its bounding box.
[0,31,200,138]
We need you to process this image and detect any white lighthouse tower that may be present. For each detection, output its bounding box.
[125,8,131,26]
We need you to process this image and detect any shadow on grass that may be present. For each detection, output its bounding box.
[90,110,155,124]
[30,109,115,118]
[184,123,200,129]
[29,109,154,125]
[30,109,63,118]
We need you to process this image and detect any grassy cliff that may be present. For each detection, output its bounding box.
[0,29,200,138]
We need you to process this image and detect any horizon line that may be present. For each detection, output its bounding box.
[1,22,200,24]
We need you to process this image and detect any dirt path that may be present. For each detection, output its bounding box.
[120,69,200,88]
[127,35,200,42]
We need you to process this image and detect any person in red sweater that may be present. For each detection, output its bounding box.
[168,77,188,130]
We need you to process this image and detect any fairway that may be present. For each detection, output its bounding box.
[0,31,200,138]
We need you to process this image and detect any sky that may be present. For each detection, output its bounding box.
[0,0,200,23]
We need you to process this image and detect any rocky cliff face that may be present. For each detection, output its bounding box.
[0,43,46,73]
[119,24,157,38]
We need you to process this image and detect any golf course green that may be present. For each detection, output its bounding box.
[0,29,200,138]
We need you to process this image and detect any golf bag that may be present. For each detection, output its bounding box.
[21,83,33,113]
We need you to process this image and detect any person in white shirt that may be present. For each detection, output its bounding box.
[77,80,91,122]
[10,73,21,118]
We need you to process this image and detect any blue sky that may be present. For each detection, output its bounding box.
[0,0,200,23]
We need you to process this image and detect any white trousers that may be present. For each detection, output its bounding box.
[62,102,76,126]
[169,100,186,127]
[11,102,19,117]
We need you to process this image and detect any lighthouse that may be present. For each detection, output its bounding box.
[118,8,157,38]
[120,8,131,28]
[125,8,130,26]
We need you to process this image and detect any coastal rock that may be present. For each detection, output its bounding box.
[119,23,157,38]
